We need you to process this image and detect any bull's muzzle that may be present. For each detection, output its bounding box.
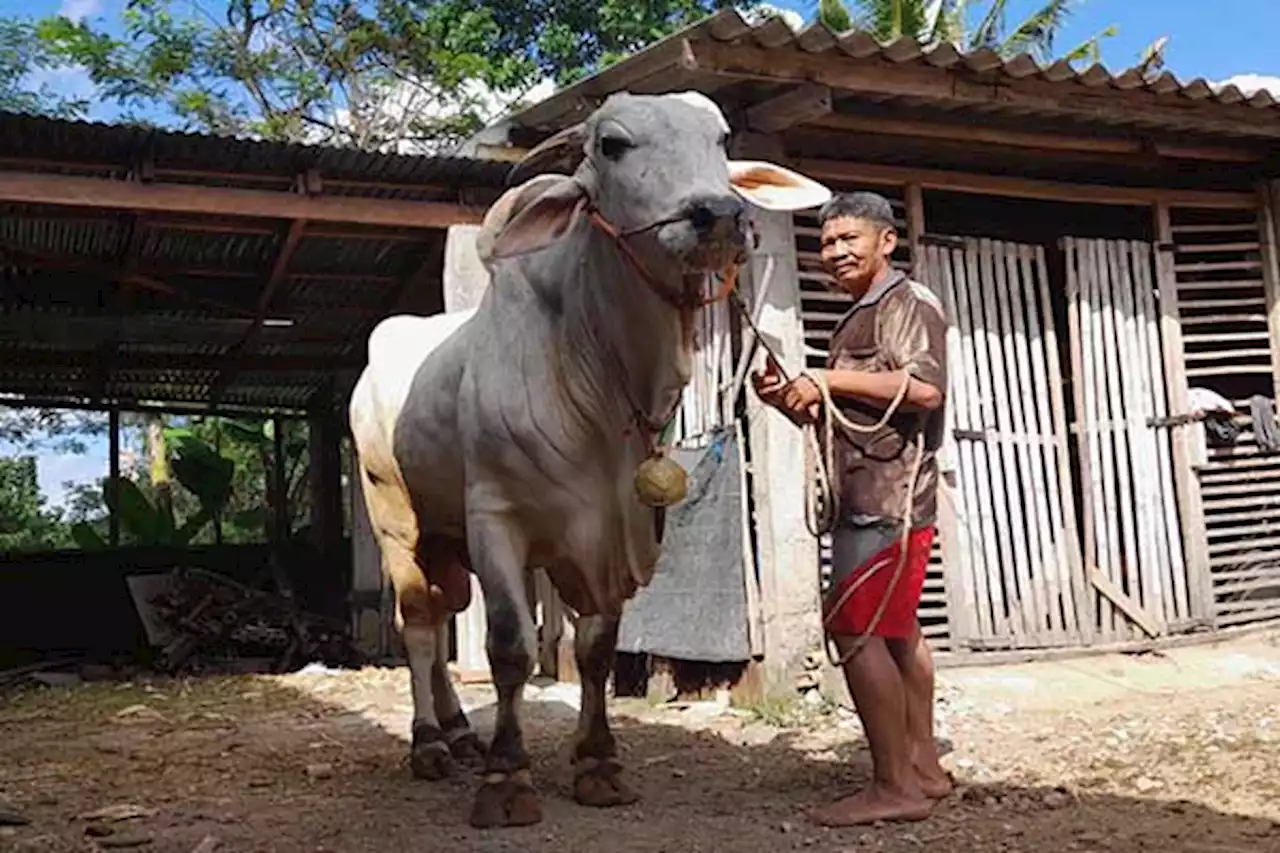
[684,194,746,245]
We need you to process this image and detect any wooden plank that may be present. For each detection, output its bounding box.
[979,238,1037,637]
[1070,240,1109,636]
[1029,245,1087,641]
[1100,239,1141,637]
[1015,246,1071,641]
[0,170,484,229]
[953,242,1004,639]
[745,83,833,133]
[1133,241,1190,625]
[1089,569,1159,638]
[1155,204,1214,624]
[1116,241,1168,630]
[792,158,1256,211]
[929,245,980,646]
[1256,181,1280,402]
[996,241,1056,640]
[1062,240,1099,640]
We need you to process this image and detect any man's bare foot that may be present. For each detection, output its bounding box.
[915,763,954,799]
[912,743,954,799]
[809,783,934,827]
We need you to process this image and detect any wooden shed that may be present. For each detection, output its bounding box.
[465,9,1280,686]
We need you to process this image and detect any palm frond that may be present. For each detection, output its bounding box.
[969,0,1008,50]
[1136,35,1169,79]
[926,0,970,46]
[818,0,855,32]
[1060,25,1118,66]
[998,0,1081,62]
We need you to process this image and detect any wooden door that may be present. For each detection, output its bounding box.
[922,236,1088,649]
[1064,238,1186,640]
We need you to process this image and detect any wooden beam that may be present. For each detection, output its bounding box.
[745,83,833,134]
[0,170,484,229]
[684,40,1280,141]
[793,157,1258,209]
[208,218,309,403]
[806,112,1266,163]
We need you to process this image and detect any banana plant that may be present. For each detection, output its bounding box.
[71,425,235,549]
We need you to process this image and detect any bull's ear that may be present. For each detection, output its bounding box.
[486,177,588,261]
[728,160,832,212]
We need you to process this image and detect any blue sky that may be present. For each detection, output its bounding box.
[2,0,1277,508]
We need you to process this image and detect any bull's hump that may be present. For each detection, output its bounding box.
[366,310,476,410]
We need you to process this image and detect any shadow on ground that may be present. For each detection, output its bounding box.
[0,670,1277,853]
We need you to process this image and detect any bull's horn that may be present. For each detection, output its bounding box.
[506,122,586,186]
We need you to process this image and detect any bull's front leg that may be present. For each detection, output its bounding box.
[571,613,639,808]
[466,511,542,829]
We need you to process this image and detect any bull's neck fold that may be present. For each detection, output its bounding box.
[549,219,693,454]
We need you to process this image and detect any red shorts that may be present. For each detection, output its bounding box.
[823,524,935,638]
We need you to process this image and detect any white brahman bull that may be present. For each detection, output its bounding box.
[349,90,830,828]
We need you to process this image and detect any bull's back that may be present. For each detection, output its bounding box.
[350,311,475,535]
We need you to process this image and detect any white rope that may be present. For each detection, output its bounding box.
[797,369,926,667]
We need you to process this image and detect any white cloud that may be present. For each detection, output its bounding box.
[39,444,108,509]
[1215,73,1280,96]
[58,0,101,22]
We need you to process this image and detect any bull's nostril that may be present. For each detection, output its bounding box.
[689,204,715,233]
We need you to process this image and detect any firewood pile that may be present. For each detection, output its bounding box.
[138,566,365,675]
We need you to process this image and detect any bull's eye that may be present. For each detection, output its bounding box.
[600,134,633,161]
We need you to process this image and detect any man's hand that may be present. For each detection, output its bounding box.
[752,356,821,425]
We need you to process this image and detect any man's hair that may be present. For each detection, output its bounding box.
[818,191,897,231]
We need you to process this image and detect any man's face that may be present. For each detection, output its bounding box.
[819,214,897,293]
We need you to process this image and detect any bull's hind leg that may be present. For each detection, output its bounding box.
[431,623,485,765]
[571,614,639,808]
[466,511,542,829]
[360,465,458,782]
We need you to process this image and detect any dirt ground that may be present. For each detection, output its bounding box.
[2,631,1279,853]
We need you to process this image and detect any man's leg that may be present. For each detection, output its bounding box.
[886,622,952,799]
[810,524,933,827]
[810,633,932,826]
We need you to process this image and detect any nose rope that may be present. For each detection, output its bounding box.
[584,203,740,451]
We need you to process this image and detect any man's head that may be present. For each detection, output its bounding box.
[818,191,899,295]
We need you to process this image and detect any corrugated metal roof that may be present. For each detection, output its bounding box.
[0,111,513,189]
[501,9,1280,134]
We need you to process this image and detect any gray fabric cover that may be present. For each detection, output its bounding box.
[616,426,752,662]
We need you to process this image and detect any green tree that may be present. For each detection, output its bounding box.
[21,0,760,152]
[0,18,89,118]
[813,0,1164,67]
[0,456,74,552]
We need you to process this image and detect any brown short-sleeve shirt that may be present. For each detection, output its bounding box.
[824,269,949,529]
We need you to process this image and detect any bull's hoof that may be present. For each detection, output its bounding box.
[573,758,640,808]
[411,722,459,780]
[469,773,542,828]
[448,732,487,766]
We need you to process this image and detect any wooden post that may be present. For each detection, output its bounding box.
[1152,203,1214,625]
[349,460,388,657]
[741,209,821,695]
[1256,181,1280,402]
[271,416,288,543]
[307,407,343,556]
[108,406,120,547]
[904,183,925,277]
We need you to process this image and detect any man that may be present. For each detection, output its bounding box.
[752,191,952,826]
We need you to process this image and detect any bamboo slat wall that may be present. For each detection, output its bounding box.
[1065,238,1188,641]
[1165,203,1280,628]
[925,237,1086,650]
[792,189,953,651]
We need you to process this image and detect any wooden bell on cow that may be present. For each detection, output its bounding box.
[634,450,688,507]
